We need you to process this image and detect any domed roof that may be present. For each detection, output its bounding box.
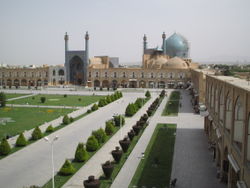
[163,57,188,69]
[165,33,189,58]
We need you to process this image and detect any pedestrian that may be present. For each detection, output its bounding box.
[170,178,177,187]
[179,103,182,108]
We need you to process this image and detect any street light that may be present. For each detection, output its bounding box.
[44,136,59,188]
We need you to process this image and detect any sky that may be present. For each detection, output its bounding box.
[0,0,250,66]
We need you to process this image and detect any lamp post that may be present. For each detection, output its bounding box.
[44,136,59,188]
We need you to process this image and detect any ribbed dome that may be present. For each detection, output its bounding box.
[163,57,188,69]
[165,33,189,58]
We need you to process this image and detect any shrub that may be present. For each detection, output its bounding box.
[86,136,99,152]
[98,98,107,107]
[31,126,43,140]
[87,109,92,113]
[91,104,98,111]
[45,125,54,133]
[113,115,125,127]
[62,115,70,125]
[74,143,88,162]
[110,95,115,102]
[16,132,28,147]
[59,159,75,176]
[92,128,107,144]
[0,138,11,155]
[40,96,46,103]
[78,98,82,101]
[105,121,115,135]
[106,96,112,104]
[125,103,136,117]
[135,98,144,109]
[145,90,151,98]
[0,92,6,107]
[32,96,35,100]
[70,117,74,122]
[64,94,67,98]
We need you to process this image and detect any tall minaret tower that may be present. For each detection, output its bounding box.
[162,32,166,54]
[64,32,69,83]
[85,31,89,64]
[143,34,147,54]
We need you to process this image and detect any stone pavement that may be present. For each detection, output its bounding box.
[111,90,226,188]
[6,93,37,101]
[0,92,146,188]
[62,94,158,188]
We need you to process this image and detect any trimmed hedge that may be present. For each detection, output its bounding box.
[62,115,70,125]
[59,159,75,176]
[0,138,11,155]
[16,132,28,147]
[86,136,99,152]
[145,90,151,98]
[31,126,43,140]
[105,121,115,135]
[91,104,99,111]
[125,103,137,117]
[74,143,88,162]
[92,128,107,144]
[113,115,125,127]
[45,125,54,133]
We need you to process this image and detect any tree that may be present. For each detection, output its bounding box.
[0,138,11,155]
[91,104,98,111]
[16,132,28,147]
[92,128,107,144]
[0,92,6,107]
[125,103,136,117]
[40,96,46,103]
[45,125,54,133]
[74,143,88,162]
[145,90,151,98]
[31,126,43,140]
[62,115,70,125]
[98,98,107,107]
[106,96,112,104]
[86,136,99,152]
[59,159,75,176]
[113,115,125,126]
[105,121,115,135]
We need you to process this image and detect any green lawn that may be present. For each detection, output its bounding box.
[0,107,74,139]
[162,91,180,116]
[7,94,105,107]
[5,93,29,99]
[129,124,176,188]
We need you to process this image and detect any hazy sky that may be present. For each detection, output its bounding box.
[0,0,250,65]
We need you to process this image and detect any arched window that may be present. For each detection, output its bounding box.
[225,92,232,133]
[58,69,64,76]
[233,97,244,151]
[53,70,56,76]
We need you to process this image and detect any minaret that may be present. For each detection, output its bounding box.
[64,32,69,83]
[85,31,89,64]
[143,34,147,54]
[162,32,166,54]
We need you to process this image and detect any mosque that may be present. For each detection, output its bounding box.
[0,31,198,88]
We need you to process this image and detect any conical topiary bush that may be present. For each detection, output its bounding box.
[45,125,54,133]
[86,136,99,152]
[105,121,115,135]
[16,132,28,147]
[31,126,43,140]
[0,138,11,155]
[74,143,88,162]
[59,159,75,176]
[92,128,107,144]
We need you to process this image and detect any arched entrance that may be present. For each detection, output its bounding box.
[158,81,165,88]
[14,79,20,87]
[29,80,34,86]
[149,81,154,88]
[102,80,109,88]
[94,80,100,87]
[139,80,146,88]
[21,79,27,86]
[69,56,84,85]
[112,80,118,88]
[222,147,229,183]
[37,79,42,86]
[7,79,12,86]
[121,80,127,88]
[129,81,137,88]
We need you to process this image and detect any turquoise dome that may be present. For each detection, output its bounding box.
[165,33,189,58]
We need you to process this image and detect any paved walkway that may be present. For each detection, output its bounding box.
[0,92,147,188]
[7,93,37,101]
[6,104,81,109]
[62,94,158,188]
[111,90,226,188]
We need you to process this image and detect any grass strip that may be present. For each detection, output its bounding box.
[162,91,180,116]
[129,124,176,188]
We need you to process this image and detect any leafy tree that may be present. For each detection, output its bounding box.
[40,96,46,103]
[16,132,28,147]
[125,103,136,117]
[45,125,54,133]
[92,128,107,144]
[91,104,98,111]
[0,138,11,155]
[113,115,125,127]
[145,90,151,98]
[62,115,70,125]
[86,136,99,152]
[0,92,6,107]
[98,98,107,107]
[74,143,88,162]
[31,126,43,140]
[59,159,75,176]
[105,121,115,135]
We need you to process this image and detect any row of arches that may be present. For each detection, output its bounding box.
[0,79,48,87]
